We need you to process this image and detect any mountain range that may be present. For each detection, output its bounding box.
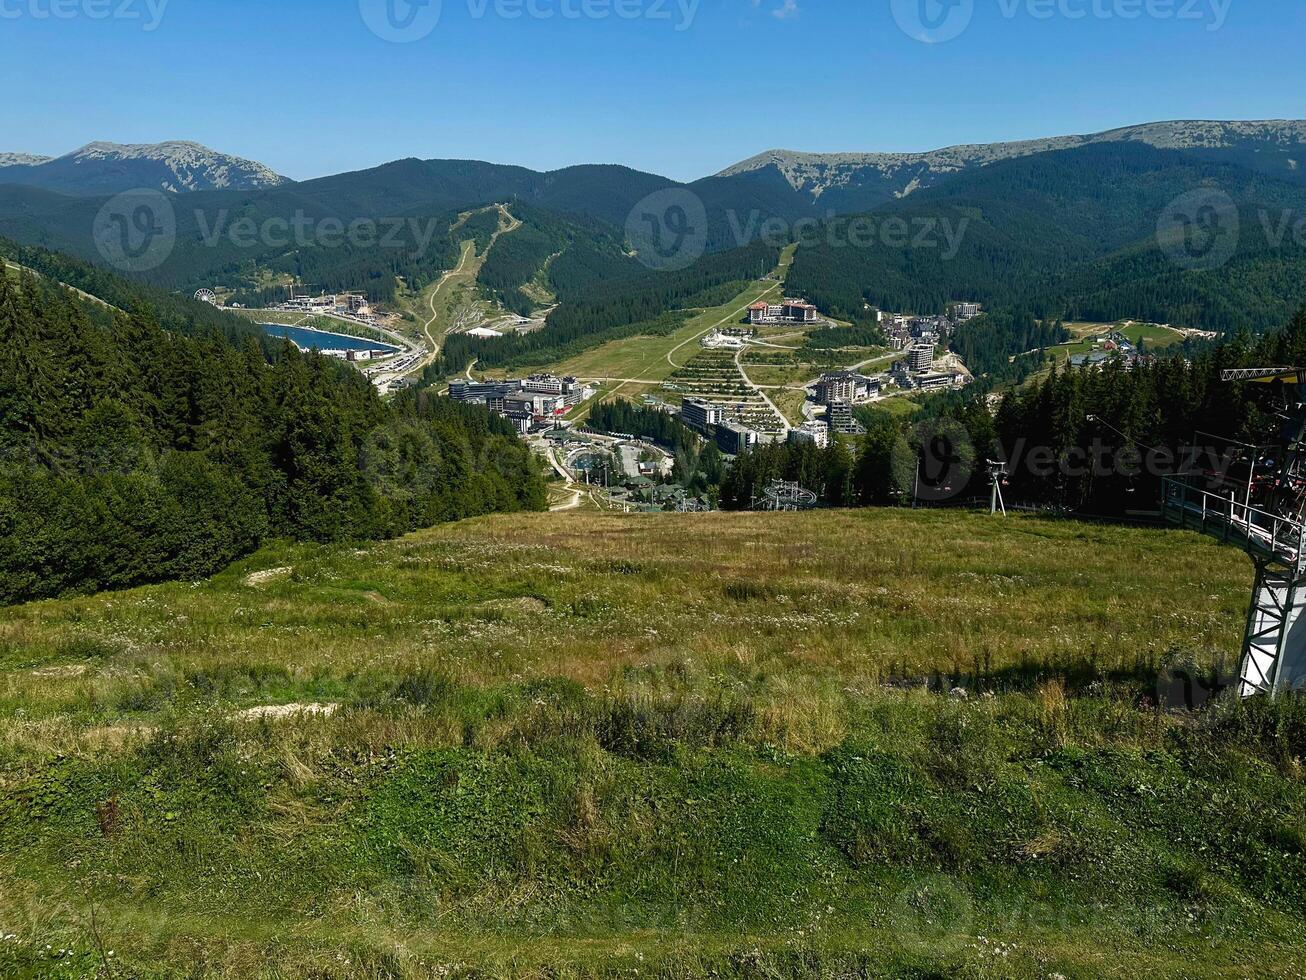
[3,119,1306,346]
[6,120,1306,206]
[0,141,290,195]
[719,120,1306,212]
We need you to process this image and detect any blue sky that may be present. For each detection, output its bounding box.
[2,0,1303,182]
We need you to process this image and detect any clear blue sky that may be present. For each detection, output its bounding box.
[3,0,1303,182]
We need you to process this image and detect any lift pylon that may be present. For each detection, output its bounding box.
[1162,367,1306,697]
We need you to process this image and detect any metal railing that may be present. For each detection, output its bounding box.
[1162,477,1306,566]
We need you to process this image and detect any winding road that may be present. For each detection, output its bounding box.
[408,203,522,379]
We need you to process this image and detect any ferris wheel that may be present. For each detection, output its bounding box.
[194,288,217,305]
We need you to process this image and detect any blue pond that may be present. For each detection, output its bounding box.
[261,323,399,354]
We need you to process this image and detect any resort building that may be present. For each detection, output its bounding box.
[680,398,726,432]
[747,299,819,325]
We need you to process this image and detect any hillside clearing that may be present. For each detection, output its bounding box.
[2,509,1302,979]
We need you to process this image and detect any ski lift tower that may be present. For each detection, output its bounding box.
[987,460,1009,516]
[1162,367,1306,697]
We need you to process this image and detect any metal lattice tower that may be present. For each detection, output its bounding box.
[1162,368,1306,697]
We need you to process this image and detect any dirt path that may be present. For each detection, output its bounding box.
[406,204,522,379]
[542,444,586,512]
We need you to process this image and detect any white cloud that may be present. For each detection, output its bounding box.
[750,0,800,19]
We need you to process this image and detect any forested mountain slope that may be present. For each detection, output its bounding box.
[0,157,791,300]
[0,236,277,346]
[785,143,1306,331]
[0,265,544,604]
[433,233,782,374]
[3,128,1306,342]
[720,119,1306,213]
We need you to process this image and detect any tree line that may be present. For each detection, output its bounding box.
[711,308,1306,518]
[0,269,545,604]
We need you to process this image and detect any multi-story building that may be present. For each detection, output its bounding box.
[451,375,590,427]
[784,300,818,323]
[748,299,819,325]
[824,402,865,436]
[522,373,565,395]
[788,420,830,449]
[815,372,857,405]
[504,391,566,421]
[815,371,881,406]
[449,380,521,404]
[911,317,948,338]
[907,342,935,373]
[952,302,982,322]
[716,421,760,455]
[915,371,965,392]
[681,398,725,432]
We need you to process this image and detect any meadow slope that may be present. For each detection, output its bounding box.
[2,510,1304,979]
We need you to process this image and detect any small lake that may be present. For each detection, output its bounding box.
[261,323,399,354]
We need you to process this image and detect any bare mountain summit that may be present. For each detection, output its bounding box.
[718,120,1306,213]
[0,153,53,168]
[0,141,291,196]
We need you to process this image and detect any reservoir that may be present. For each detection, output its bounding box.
[261,323,400,354]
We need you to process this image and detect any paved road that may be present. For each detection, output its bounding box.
[734,346,792,433]
[665,287,780,370]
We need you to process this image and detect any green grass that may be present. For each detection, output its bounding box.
[545,245,797,392]
[862,394,928,420]
[1044,321,1186,372]
[3,509,1304,978]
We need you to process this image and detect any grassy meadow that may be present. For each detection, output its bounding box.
[1044,321,1187,373]
[545,246,797,390]
[2,509,1305,978]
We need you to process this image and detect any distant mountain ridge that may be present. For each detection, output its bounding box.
[781,140,1306,334]
[0,141,291,195]
[0,153,53,168]
[718,120,1306,213]
[3,119,1306,337]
